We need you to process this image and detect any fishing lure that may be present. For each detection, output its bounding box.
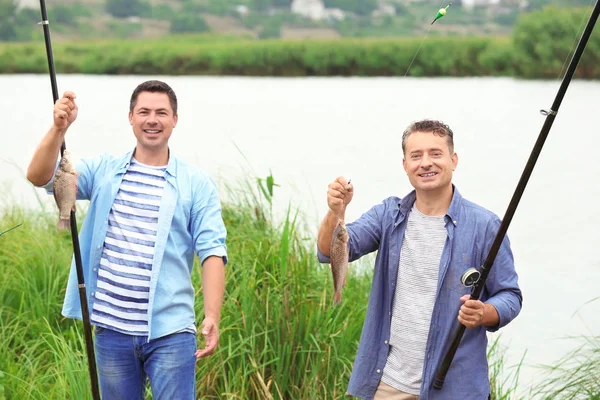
[432,3,452,25]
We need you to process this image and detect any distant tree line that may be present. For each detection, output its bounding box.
[0,0,598,42]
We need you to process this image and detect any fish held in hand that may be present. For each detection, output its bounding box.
[53,150,78,231]
[330,219,349,306]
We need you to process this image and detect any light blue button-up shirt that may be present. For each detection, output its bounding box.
[318,187,522,400]
[42,150,228,340]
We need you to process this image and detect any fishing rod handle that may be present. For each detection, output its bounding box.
[433,323,467,390]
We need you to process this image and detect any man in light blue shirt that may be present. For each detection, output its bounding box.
[317,120,522,400]
[27,80,228,399]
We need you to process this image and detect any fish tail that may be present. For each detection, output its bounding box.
[58,218,71,231]
[333,291,342,306]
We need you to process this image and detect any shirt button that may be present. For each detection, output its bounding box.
[389,312,391,316]
[376,369,381,374]
[91,292,95,297]
[97,245,101,249]
[384,340,388,344]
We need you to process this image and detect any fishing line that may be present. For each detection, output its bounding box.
[403,25,434,77]
[403,1,451,77]
[555,0,597,81]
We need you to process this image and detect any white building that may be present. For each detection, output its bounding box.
[461,0,501,8]
[291,0,326,20]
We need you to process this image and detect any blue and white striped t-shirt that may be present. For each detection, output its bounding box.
[90,158,166,336]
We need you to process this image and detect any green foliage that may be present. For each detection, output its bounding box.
[0,0,18,41]
[170,14,210,34]
[105,0,149,18]
[532,336,600,399]
[106,20,144,39]
[324,0,378,16]
[50,5,81,27]
[0,35,544,77]
[149,4,176,21]
[512,6,600,78]
[258,19,282,39]
[1,3,599,79]
[493,9,520,26]
[207,0,234,16]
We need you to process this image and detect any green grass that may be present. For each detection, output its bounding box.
[1,176,598,399]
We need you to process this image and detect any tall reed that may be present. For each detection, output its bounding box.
[1,177,598,399]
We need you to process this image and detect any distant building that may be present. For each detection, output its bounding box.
[372,3,396,17]
[290,0,346,21]
[461,0,501,8]
[16,0,38,10]
[327,8,346,21]
[235,5,250,16]
[291,0,326,20]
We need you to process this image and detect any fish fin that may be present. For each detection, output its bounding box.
[58,218,71,231]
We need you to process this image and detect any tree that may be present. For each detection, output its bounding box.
[324,0,378,16]
[259,18,281,39]
[170,14,210,33]
[105,0,147,18]
[0,0,18,41]
[513,6,600,78]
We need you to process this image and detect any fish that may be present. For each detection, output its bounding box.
[53,150,78,231]
[330,219,349,306]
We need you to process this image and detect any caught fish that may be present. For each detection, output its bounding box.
[53,150,78,231]
[330,219,349,306]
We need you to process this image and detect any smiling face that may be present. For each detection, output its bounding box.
[129,91,178,158]
[403,130,458,195]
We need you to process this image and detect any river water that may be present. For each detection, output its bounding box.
[1,74,599,396]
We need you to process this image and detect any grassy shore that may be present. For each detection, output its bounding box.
[0,178,598,399]
[0,34,516,77]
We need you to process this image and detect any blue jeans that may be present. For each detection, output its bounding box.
[94,327,196,400]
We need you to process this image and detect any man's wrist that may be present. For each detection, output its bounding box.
[482,303,499,327]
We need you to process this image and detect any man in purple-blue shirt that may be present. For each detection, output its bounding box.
[317,120,522,400]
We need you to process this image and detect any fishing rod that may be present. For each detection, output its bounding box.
[433,0,600,391]
[38,1,101,399]
[0,223,22,237]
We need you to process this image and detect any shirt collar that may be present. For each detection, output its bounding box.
[120,148,177,177]
[398,185,462,226]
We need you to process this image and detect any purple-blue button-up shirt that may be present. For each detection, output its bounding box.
[318,187,522,399]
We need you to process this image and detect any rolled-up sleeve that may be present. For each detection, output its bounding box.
[483,218,523,331]
[191,177,228,266]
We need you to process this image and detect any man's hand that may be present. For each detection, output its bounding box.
[327,176,353,218]
[54,91,78,131]
[458,295,499,328]
[195,316,219,359]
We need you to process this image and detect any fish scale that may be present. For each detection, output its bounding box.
[330,219,349,306]
[53,150,78,231]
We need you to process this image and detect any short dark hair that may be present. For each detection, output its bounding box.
[129,80,178,115]
[401,119,454,154]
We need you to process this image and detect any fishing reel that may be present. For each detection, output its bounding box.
[460,267,481,289]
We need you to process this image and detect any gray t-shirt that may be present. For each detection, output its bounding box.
[381,203,447,395]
